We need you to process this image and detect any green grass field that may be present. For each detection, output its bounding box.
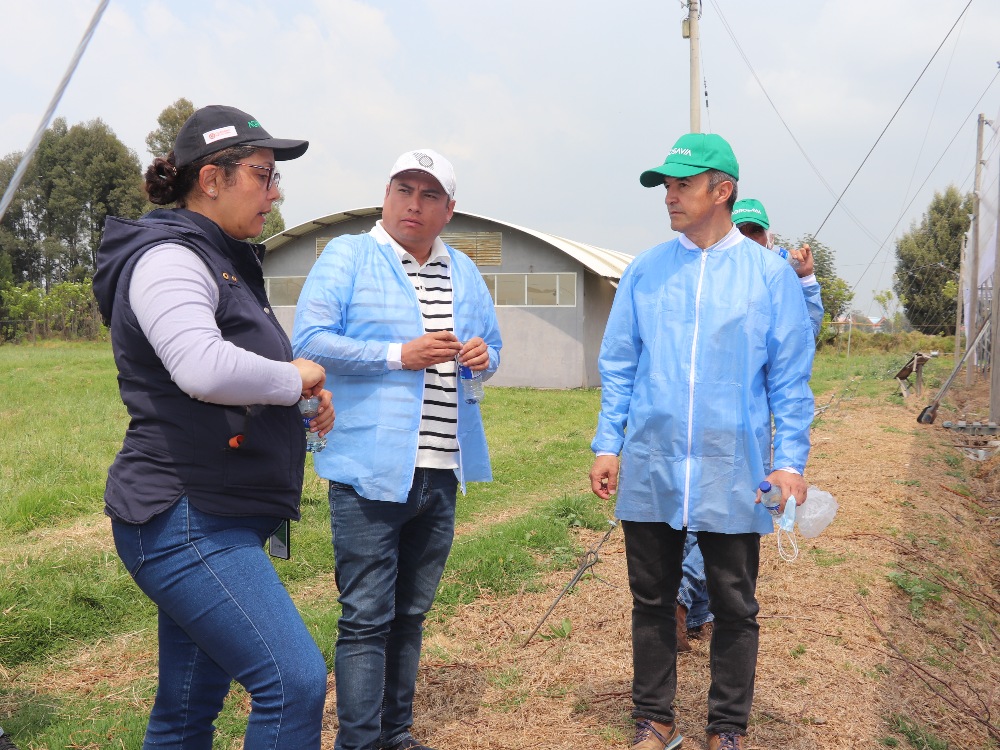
[0,341,615,747]
[0,340,961,747]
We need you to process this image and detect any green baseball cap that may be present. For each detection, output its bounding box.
[731,198,770,230]
[639,133,740,187]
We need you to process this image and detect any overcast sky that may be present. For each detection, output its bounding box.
[2,0,999,314]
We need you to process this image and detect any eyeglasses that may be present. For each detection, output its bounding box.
[737,223,766,237]
[233,162,281,191]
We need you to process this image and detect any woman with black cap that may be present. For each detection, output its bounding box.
[93,105,331,749]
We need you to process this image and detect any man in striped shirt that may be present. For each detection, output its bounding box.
[293,149,501,750]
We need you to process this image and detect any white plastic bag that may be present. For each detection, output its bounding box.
[795,486,838,538]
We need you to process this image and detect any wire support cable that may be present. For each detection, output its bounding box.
[0,0,110,224]
[522,520,618,648]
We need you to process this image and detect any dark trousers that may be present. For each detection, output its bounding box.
[622,521,761,736]
[329,468,458,750]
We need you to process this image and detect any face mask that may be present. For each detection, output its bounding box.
[775,495,799,562]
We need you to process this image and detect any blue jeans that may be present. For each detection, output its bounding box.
[329,468,458,750]
[112,497,327,750]
[677,532,714,628]
[622,521,760,736]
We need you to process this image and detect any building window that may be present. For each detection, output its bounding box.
[480,273,576,307]
[266,276,307,306]
[315,238,332,258]
[441,231,502,266]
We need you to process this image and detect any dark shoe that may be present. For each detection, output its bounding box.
[675,604,692,652]
[632,718,683,749]
[0,734,21,750]
[381,733,435,750]
[687,620,714,641]
[707,731,743,750]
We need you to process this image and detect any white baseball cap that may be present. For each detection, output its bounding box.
[388,149,456,199]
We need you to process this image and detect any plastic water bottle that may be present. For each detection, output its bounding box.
[796,486,838,538]
[459,364,484,404]
[298,397,326,453]
[774,247,800,270]
[759,481,782,518]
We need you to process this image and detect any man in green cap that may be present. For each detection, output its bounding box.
[731,198,824,336]
[590,133,816,750]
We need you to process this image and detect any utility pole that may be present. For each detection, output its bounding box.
[990,123,1000,421]
[683,0,702,133]
[955,234,966,358]
[967,113,986,385]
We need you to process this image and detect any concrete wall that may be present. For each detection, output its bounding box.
[263,211,616,388]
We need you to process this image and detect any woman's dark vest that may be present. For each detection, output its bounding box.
[99,209,305,524]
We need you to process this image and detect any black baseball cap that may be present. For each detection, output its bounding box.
[173,105,309,167]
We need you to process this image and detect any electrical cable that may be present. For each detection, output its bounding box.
[707,0,882,247]
[810,0,974,239]
[847,68,1000,297]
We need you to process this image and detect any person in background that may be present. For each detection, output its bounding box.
[676,197,824,652]
[92,105,332,750]
[292,149,501,750]
[590,133,815,750]
[675,532,712,652]
[731,198,824,336]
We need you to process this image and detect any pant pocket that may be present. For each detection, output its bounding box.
[111,521,145,577]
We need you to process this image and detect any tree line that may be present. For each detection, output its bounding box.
[0,98,973,344]
[0,99,285,341]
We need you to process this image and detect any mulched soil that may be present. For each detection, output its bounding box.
[326,384,999,750]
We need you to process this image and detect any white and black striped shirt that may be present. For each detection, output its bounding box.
[372,222,459,470]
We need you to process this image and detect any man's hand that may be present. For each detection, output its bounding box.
[307,389,336,436]
[756,469,808,512]
[401,331,462,370]
[458,336,489,372]
[789,244,815,278]
[590,455,619,500]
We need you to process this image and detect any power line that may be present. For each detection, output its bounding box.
[811,0,974,239]
[847,68,1000,297]
[899,9,969,218]
[707,0,883,247]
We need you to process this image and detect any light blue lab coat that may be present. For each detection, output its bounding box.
[293,231,501,503]
[592,227,815,535]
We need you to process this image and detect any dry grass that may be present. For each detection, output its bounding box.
[360,390,998,750]
[11,382,999,749]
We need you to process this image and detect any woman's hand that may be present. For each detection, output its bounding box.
[292,357,326,397]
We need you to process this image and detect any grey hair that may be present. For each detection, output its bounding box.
[706,169,738,210]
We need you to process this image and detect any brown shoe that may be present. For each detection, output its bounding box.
[706,731,743,750]
[688,621,714,641]
[675,604,691,652]
[633,718,683,749]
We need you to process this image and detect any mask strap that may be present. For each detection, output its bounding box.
[776,496,799,562]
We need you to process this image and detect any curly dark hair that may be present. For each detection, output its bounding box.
[143,145,259,206]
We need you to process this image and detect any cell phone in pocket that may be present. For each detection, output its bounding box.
[268,519,291,560]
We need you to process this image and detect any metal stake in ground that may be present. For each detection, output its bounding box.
[918,312,991,424]
[522,520,617,647]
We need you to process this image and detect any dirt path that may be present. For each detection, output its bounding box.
[351,393,999,750]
